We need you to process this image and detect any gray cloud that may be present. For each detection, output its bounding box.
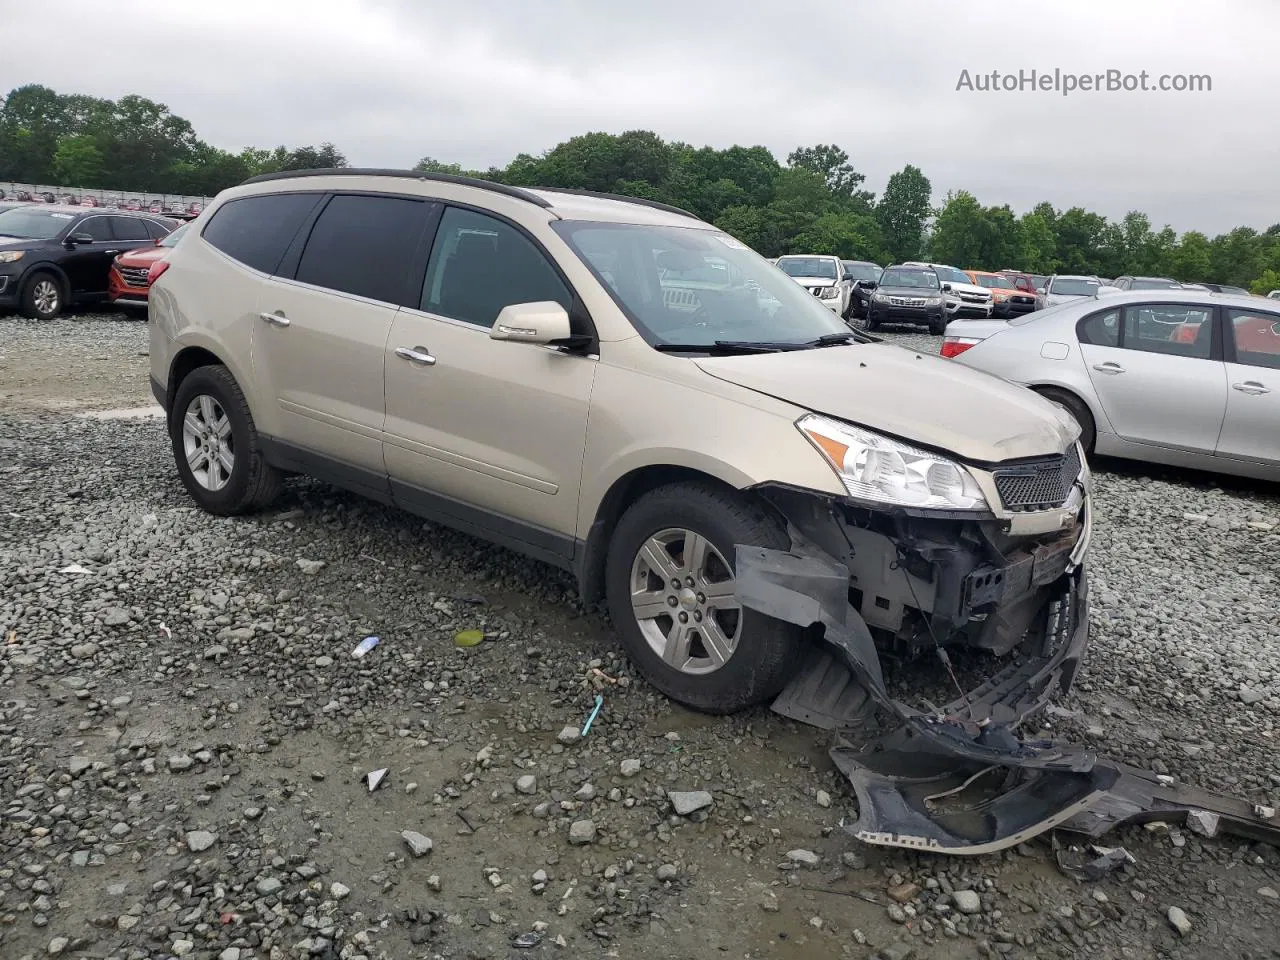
[3,0,1277,233]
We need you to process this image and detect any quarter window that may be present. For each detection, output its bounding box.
[1122,305,1214,359]
[1227,308,1280,370]
[1076,309,1119,347]
[202,193,323,274]
[295,194,431,304]
[421,207,571,328]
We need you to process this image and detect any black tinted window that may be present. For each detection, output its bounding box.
[1077,309,1119,346]
[77,217,112,241]
[143,219,171,240]
[202,193,322,274]
[422,207,570,328]
[294,194,430,304]
[110,216,149,241]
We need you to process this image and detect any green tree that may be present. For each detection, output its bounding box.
[786,144,871,206]
[1016,212,1057,273]
[1249,268,1280,295]
[876,164,931,262]
[51,134,104,185]
[929,191,988,266]
[1169,231,1211,282]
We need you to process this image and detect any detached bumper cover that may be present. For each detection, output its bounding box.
[734,536,1280,854]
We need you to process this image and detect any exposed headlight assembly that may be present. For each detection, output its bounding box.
[798,414,989,510]
[0,250,25,263]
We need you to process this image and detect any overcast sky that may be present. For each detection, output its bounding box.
[3,0,1276,235]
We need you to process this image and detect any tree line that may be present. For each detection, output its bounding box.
[3,84,1278,293]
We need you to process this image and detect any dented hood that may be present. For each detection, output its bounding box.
[694,343,1077,462]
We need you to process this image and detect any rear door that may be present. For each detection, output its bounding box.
[253,192,435,481]
[1215,306,1280,466]
[1077,302,1228,452]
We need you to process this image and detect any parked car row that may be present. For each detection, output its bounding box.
[0,204,181,318]
[941,288,1280,482]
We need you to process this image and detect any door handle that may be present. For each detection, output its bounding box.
[1092,362,1125,374]
[395,346,436,366]
[1232,381,1271,395]
[258,311,290,327]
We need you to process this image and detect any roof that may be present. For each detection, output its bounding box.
[1,204,170,218]
[1092,289,1270,310]
[237,168,705,227]
[777,253,839,260]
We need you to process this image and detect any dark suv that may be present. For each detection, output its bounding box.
[0,206,177,319]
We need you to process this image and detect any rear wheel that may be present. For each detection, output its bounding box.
[20,272,64,320]
[1036,387,1096,454]
[604,482,804,714]
[170,365,283,515]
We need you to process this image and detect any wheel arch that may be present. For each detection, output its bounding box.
[165,338,256,423]
[18,261,71,297]
[1025,380,1105,448]
[574,463,774,606]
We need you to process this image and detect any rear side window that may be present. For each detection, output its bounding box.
[421,207,571,328]
[1076,308,1119,346]
[143,219,171,240]
[1228,308,1280,370]
[202,193,322,274]
[110,216,149,241]
[76,217,112,241]
[1122,305,1214,359]
[294,194,431,304]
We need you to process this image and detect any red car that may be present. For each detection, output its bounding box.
[108,222,187,306]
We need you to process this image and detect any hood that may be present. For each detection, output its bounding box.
[117,244,167,266]
[786,276,837,288]
[694,343,1077,462]
[944,281,992,297]
[0,237,44,250]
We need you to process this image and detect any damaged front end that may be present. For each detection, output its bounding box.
[736,465,1279,854]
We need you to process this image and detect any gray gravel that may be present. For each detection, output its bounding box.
[1,313,1278,959]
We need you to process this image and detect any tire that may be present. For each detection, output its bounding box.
[169,365,283,515]
[1036,387,1096,455]
[928,314,946,335]
[20,272,64,320]
[863,313,879,331]
[604,482,805,714]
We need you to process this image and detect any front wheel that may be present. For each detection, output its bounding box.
[21,273,64,320]
[928,314,947,335]
[604,483,804,714]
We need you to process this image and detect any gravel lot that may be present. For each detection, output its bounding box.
[2,311,1279,960]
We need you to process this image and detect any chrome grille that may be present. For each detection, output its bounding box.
[888,296,926,307]
[993,445,1082,512]
[1011,295,1034,304]
[959,292,990,303]
[118,265,151,287]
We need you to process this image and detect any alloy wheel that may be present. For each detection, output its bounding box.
[628,527,741,675]
[181,394,235,492]
[32,279,59,317]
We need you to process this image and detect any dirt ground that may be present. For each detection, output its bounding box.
[2,312,1278,960]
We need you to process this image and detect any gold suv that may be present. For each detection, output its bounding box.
[149,169,1092,718]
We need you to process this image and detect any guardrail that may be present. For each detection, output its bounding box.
[0,182,213,215]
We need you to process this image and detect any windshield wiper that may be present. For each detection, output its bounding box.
[654,341,794,355]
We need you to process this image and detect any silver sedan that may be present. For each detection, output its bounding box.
[942,290,1280,481]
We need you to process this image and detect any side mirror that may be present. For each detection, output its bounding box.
[490,301,572,345]
[941,283,952,292]
[66,233,95,245]
[1035,287,1046,295]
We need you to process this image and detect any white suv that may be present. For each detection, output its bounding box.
[774,254,854,319]
[904,262,992,319]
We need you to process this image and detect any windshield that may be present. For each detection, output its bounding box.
[1049,278,1100,297]
[974,274,1013,290]
[930,265,969,283]
[776,256,837,279]
[0,208,75,240]
[842,262,880,281]
[553,222,849,348]
[159,223,187,247]
[1130,278,1180,289]
[880,267,940,289]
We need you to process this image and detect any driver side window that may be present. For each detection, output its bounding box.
[421,207,571,329]
[76,217,112,241]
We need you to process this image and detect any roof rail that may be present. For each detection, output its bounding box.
[528,186,698,219]
[237,168,553,208]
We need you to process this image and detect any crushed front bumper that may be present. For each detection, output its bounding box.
[731,484,1280,855]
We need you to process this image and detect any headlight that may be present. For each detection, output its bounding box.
[873,292,888,303]
[798,414,988,510]
[819,286,838,299]
[926,296,942,305]
[0,251,25,263]
[994,292,1008,301]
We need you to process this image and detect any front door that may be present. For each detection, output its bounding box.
[383,205,596,560]
[1216,305,1280,466]
[1078,302,1227,453]
[60,215,117,296]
